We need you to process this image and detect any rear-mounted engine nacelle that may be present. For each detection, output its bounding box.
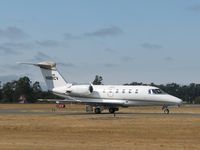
[66,85,93,96]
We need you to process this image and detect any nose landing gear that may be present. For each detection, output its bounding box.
[162,106,169,114]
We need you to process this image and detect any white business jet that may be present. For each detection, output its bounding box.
[23,61,182,114]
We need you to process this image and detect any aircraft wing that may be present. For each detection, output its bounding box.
[38,96,81,103]
[70,97,127,106]
[64,95,81,102]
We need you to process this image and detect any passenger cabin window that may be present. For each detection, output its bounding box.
[116,89,119,93]
[129,89,132,93]
[122,89,125,93]
[149,89,165,94]
[135,89,138,94]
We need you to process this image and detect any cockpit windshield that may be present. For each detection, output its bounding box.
[149,89,166,94]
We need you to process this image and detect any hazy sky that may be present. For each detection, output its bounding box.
[0,0,200,86]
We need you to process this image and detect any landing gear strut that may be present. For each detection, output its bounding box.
[162,106,169,114]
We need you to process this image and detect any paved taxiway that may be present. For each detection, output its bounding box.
[0,107,200,118]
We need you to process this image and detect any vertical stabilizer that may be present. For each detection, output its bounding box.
[23,61,71,91]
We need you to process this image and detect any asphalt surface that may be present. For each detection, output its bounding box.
[0,108,200,118]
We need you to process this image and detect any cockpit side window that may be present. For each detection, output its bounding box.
[152,89,157,94]
[148,89,151,94]
[149,89,165,94]
[155,89,163,94]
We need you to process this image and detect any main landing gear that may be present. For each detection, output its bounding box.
[162,106,169,114]
[94,107,101,114]
[109,108,119,114]
[86,106,102,114]
[86,105,119,114]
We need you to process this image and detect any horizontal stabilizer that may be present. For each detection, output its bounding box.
[20,61,56,70]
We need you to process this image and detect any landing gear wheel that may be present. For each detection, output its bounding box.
[109,108,115,114]
[164,108,169,114]
[94,108,101,114]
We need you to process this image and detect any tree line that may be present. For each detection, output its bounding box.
[0,75,200,104]
[0,76,60,103]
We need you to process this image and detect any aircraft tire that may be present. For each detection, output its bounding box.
[94,108,101,114]
[164,108,169,114]
[109,108,115,114]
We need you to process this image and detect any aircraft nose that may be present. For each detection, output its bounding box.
[167,95,183,105]
[173,97,183,105]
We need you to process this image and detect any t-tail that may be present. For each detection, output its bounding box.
[21,61,71,92]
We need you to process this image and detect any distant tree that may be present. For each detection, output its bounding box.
[31,81,42,103]
[194,96,200,104]
[15,77,32,102]
[92,75,103,85]
[0,81,2,100]
[124,82,147,86]
[1,82,16,102]
[130,82,143,85]
[40,91,63,99]
[0,86,2,101]
[0,89,2,100]
[0,76,64,103]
